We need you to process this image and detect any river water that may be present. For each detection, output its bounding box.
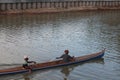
[0,10,120,80]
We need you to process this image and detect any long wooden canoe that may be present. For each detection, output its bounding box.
[0,49,105,76]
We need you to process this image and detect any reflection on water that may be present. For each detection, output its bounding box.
[23,74,30,80]
[60,58,104,80]
[0,10,120,80]
[19,58,104,80]
[61,66,74,80]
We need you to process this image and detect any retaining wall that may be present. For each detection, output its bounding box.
[0,0,120,14]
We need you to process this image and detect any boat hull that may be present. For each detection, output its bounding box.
[0,49,105,76]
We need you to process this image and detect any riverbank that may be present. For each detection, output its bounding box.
[0,6,120,15]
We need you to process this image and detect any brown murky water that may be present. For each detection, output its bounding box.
[0,10,120,80]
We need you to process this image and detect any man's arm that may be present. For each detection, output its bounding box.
[56,54,64,59]
[28,61,36,64]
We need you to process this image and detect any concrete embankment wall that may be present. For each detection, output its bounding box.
[0,0,120,14]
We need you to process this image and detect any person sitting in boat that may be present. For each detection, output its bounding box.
[22,56,36,73]
[56,50,74,62]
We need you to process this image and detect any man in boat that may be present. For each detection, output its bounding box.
[23,56,36,73]
[56,50,74,62]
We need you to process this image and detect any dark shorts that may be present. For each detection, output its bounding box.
[22,64,28,68]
